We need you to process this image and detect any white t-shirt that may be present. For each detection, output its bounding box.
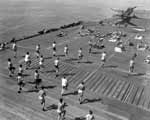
[54,59,59,66]
[62,77,67,87]
[64,46,68,53]
[38,89,46,100]
[101,52,106,61]
[12,43,17,50]
[34,72,39,80]
[78,50,82,56]
[25,54,30,62]
[130,60,134,67]
[19,67,23,73]
[85,114,94,120]
[39,57,44,65]
[52,43,56,48]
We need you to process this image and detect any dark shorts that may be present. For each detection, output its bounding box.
[53,47,56,51]
[55,65,59,69]
[9,66,15,71]
[18,81,24,86]
[35,78,42,84]
[101,59,106,62]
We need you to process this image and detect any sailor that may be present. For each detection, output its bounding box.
[18,64,23,76]
[78,48,83,63]
[24,52,31,69]
[101,51,107,67]
[38,86,46,111]
[8,58,15,77]
[57,98,66,120]
[17,73,24,93]
[85,110,95,120]
[35,44,40,58]
[64,44,69,57]
[39,55,44,70]
[54,57,59,77]
[34,70,41,89]
[12,41,17,58]
[129,58,135,73]
[77,82,85,104]
[52,41,56,57]
[61,76,68,96]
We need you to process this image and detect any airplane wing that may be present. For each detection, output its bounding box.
[111,8,124,13]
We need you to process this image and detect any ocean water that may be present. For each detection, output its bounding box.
[0,0,148,41]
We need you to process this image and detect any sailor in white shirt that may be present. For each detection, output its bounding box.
[18,64,23,76]
[54,57,59,77]
[12,41,17,58]
[52,41,56,57]
[85,110,95,120]
[77,82,85,104]
[39,55,44,69]
[24,52,31,69]
[57,98,66,120]
[64,44,69,57]
[61,76,68,96]
[101,51,106,67]
[129,58,135,73]
[38,86,46,111]
[35,44,40,58]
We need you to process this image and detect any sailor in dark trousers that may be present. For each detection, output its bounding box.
[35,44,40,58]
[34,70,41,89]
[18,64,23,77]
[7,58,15,77]
[17,73,25,93]
[39,55,44,70]
[52,41,56,57]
